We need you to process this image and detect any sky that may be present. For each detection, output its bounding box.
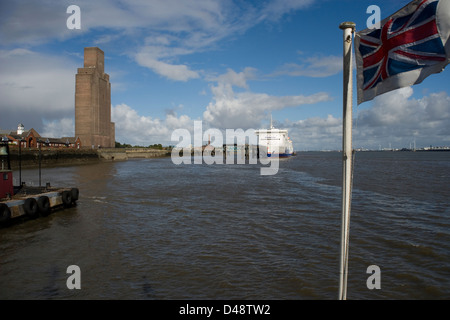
[0,0,449,151]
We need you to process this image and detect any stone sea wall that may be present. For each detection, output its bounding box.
[8,148,101,170]
[97,148,170,160]
[7,147,170,170]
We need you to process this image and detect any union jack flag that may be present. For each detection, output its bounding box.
[355,0,450,104]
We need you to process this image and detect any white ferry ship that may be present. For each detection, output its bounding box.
[255,118,293,158]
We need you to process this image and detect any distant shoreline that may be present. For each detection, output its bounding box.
[7,147,448,170]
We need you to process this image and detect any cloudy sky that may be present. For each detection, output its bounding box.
[0,0,449,150]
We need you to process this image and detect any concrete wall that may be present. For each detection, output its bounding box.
[7,148,170,169]
[97,148,170,160]
[9,148,100,169]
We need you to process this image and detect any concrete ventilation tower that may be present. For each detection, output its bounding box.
[75,47,115,148]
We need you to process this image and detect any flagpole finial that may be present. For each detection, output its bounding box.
[339,22,355,31]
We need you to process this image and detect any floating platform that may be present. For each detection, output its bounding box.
[0,185,79,225]
[1,140,80,226]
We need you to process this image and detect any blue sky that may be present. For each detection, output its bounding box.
[1,0,449,150]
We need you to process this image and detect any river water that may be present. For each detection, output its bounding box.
[0,151,449,300]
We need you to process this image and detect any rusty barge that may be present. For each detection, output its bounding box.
[0,140,79,226]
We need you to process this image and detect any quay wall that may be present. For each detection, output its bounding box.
[7,147,170,170]
[97,148,170,160]
[8,148,100,170]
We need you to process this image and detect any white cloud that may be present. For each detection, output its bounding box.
[1,0,316,44]
[1,1,319,82]
[290,114,342,150]
[354,87,450,149]
[262,0,315,21]
[272,55,342,78]
[0,49,77,131]
[111,103,195,146]
[0,2,71,45]
[134,50,200,81]
[211,67,256,88]
[274,87,450,151]
[203,68,331,129]
[41,118,75,138]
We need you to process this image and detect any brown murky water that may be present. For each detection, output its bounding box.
[1,152,449,299]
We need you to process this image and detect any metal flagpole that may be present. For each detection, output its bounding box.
[338,21,355,300]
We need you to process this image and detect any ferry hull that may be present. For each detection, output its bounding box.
[267,153,292,158]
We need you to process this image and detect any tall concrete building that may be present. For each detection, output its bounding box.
[75,47,115,148]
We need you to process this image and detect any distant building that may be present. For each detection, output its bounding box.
[0,124,81,149]
[75,47,115,148]
[1,47,114,149]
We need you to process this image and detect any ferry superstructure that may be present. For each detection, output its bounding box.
[255,119,293,158]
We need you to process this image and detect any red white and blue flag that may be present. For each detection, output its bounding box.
[355,0,450,104]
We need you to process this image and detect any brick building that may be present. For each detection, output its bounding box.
[0,124,82,149]
[1,47,114,149]
[75,47,115,148]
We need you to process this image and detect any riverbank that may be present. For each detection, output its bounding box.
[7,147,170,170]
[97,148,170,161]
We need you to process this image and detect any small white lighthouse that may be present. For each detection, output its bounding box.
[17,123,24,135]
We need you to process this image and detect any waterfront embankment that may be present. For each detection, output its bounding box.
[97,148,170,161]
[8,147,170,169]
